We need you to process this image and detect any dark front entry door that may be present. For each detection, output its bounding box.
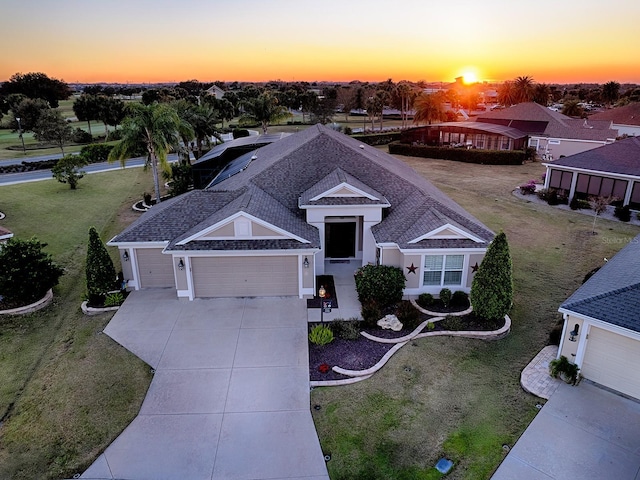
[325,222,356,258]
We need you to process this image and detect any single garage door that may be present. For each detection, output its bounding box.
[192,256,298,298]
[581,326,640,399]
[136,248,175,288]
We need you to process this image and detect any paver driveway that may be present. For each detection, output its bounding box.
[81,290,329,480]
[492,381,640,480]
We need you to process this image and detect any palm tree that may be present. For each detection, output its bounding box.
[497,81,516,106]
[513,76,535,103]
[240,92,290,133]
[108,102,192,204]
[413,93,446,125]
[532,84,551,105]
[190,104,223,157]
[601,81,620,107]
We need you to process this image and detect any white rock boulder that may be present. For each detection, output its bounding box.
[377,314,403,331]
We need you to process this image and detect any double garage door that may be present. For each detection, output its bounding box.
[191,256,299,298]
[581,326,640,399]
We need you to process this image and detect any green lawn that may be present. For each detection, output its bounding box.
[0,169,154,479]
[311,156,640,479]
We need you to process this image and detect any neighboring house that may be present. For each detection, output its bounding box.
[108,125,494,300]
[589,102,640,137]
[205,85,225,99]
[542,136,640,208]
[558,232,640,400]
[401,121,527,151]
[0,225,13,243]
[477,102,617,158]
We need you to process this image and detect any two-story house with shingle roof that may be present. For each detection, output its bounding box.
[558,232,640,399]
[108,125,494,300]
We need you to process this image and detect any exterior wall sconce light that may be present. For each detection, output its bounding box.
[303,257,310,268]
[123,251,129,261]
[569,324,579,342]
[178,259,185,271]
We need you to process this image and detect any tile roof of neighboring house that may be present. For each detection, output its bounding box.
[545,136,640,176]
[588,102,640,126]
[560,233,640,333]
[112,125,493,251]
[477,102,617,141]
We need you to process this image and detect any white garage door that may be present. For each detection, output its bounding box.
[581,326,640,399]
[136,248,175,288]
[192,256,298,298]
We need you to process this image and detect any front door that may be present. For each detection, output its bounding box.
[325,222,356,258]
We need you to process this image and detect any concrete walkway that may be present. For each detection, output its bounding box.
[81,290,329,480]
[492,381,640,479]
[307,260,362,323]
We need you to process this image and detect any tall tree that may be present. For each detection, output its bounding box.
[470,231,513,321]
[532,84,551,105]
[240,92,290,133]
[73,94,101,136]
[0,72,71,108]
[513,76,535,103]
[97,96,125,139]
[33,109,73,155]
[9,97,50,131]
[497,81,516,106]
[108,103,192,204]
[190,104,222,157]
[562,98,584,117]
[413,93,446,125]
[85,226,117,305]
[311,87,338,125]
[601,81,620,106]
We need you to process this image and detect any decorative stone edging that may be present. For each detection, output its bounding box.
[329,315,512,380]
[310,374,373,387]
[410,298,473,317]
[81,301,120,316]
[361,318,442,344]
[0,289,53,315]
[333,341,408,377]
[0,211,5,220]
[132,201,151,212]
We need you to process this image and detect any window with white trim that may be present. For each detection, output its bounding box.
[423,254,464,287]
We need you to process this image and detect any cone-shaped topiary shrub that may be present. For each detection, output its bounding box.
[470,231,513,321]
[86,226,116,306]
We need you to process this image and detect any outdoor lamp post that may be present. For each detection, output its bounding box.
[15,117,26,154]
[318,285,326,324]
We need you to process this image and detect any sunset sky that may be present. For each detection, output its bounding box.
[2,0,639,84]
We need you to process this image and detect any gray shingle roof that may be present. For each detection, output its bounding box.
[477,102,617,141]
[299,167,390,206]
[546,136,640,177]
[589,103,640,126]
[112,125,493,252]
[560,233,640,333]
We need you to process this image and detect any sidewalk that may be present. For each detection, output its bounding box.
[307,260,362,322]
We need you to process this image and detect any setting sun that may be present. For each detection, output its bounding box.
[462,71,479,84]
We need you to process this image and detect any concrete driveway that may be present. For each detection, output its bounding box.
[81,290,329,480]
[492,381,640,480]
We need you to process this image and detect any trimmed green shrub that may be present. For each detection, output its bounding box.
[361,299,382,328]
[439,288,452,308]
[570,196,591,210]
[352,132,402,146]
[86,227,117,306]
[309,325,334,346]
[441,315,465,331]
[72,127,93,144]
[232,128,250,139]
[165,162,192,197]
[417,293,434,307]
[614,205,631,222]
[330,318,361,340]
[104,291,124,307]
[451,290,469,308]
[470,232,513,321]
[389,141,525,165]
[80,143,114,163]
[426,322,435,331]
[395,300,420,330]
[354,264,405,307]
[0,237,64,305]
[549,355,579,385]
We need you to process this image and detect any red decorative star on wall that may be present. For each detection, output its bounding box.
[406,263,418,274]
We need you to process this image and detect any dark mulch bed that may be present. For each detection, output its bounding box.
[309,312,505,382]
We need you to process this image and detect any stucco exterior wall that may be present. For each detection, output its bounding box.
[535,137,609,159]
[174,256,188,290]
[402,254,422,289]
[466,253,485,288]
[559,314,583,361]
[302,255,315,289]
